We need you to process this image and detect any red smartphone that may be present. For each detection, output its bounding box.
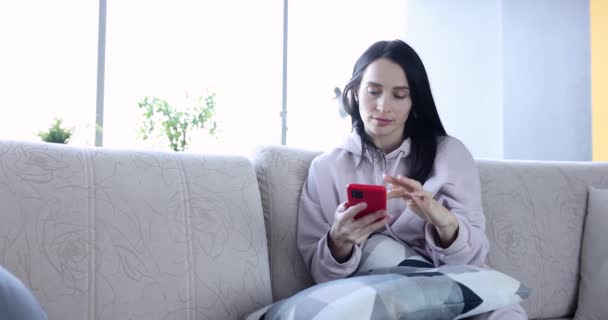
[346,184,387,219]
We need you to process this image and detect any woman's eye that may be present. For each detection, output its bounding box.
[367,88,380,96]
[394,92,409,99]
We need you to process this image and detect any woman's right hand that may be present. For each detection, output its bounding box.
[328,202,391,263]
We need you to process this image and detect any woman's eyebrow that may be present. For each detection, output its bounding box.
[366,81,409,90]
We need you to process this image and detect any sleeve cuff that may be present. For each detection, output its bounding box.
[315,232,361,280]
[424,218,471,257]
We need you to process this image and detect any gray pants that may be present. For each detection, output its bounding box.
[0,266,47,320]
[469,303,528,319]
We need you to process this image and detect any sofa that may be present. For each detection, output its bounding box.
[0,140,606,319]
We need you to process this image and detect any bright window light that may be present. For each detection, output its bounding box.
[103,0,283,156]
[287,0,406,151]
[0,1,98,145]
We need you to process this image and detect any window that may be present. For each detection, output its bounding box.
[286,0,406,151]
[0,1,98,145]
[103,1,283,156]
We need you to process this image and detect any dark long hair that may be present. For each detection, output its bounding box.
[342,40,447,183]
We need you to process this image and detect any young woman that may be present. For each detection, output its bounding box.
[297,40,526,319]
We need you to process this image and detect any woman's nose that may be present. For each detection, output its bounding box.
[376,97,391,112]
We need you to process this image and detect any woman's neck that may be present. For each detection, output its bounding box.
[374,137,403,155]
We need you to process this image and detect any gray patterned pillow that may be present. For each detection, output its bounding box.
[245,235,529,320]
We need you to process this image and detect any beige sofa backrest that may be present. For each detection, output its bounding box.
[252,146,608,320]
[0,140,272,320]
[477,160,608,318]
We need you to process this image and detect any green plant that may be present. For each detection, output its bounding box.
[137,92,218,152]
[38,118,74,144]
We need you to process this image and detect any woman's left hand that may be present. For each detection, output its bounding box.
[384,175,459,247]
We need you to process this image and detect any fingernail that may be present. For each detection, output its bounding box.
[359,202,367,208]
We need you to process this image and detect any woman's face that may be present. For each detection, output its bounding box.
[357,58,412,152]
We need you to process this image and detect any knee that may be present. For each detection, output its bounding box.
[0,266,48,320]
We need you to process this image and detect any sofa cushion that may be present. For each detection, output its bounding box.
[476,161,608,319]
[574,187,608,320]
[252,146,319,301]
[0,141,272,320]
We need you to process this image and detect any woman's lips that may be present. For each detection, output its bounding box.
[373,117,392,126]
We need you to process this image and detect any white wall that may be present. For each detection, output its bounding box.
[502,0,591,161]
[404,0,591,161]
[404,0,504,159]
